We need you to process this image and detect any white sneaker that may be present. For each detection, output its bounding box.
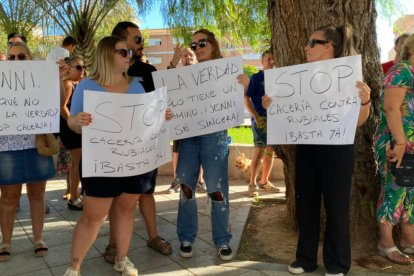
[258,181,280,192]
[114,256,138,276]
[63,267,81,276]
[248,184,258,197]
[325,273,344,276]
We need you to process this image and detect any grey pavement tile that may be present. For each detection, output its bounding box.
[239,270,268,276]
[20,268,54,276]
[51,257,118,276]
[43,242,101,268]
[0,251,48,276]
[157,210,178,225]
[127,246,175,272]
[6,234,33,255]
[140,262,194,275]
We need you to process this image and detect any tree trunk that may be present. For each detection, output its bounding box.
[268,0,382,251]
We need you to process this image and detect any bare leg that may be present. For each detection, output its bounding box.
[172,152,179,179]
[139,194,157,240]
[111,194,140,260]
[69,149,81,201]
[259,146,274,184]
[400,223,414,248]
[70,196,112,270]
[26,181,46,242]
[249,147,262,185]
[0,184,22,244]
[378,222,413,264]
[198,166,204,182]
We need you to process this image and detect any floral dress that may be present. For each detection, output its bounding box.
[374,61,414,225]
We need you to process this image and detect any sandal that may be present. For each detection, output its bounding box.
[103,244,116,264]
[147,236,172,255]
[378,246,414,265]
[402,245,414,255]
[34,240,48,257]
[68,198,83,211]
[0,243,11,262]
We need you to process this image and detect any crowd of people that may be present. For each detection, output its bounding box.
[0,20,413,276]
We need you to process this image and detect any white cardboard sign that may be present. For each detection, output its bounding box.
[265,55,363,145]
[152,56,244,140]
[82,87,171,177]
[0,60,60,135]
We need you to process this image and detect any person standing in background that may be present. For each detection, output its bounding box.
[238,50,279,197]
[47,36,77,61]
[381,33,410,74]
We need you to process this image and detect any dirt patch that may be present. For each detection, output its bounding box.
[236,199,414,275]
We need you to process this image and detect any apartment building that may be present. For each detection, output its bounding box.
[143,28,263,70]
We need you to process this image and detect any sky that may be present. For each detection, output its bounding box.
[140,1,414,62]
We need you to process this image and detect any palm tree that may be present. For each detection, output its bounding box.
[34,0,150,66]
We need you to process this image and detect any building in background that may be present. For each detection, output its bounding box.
[143,28,262,70]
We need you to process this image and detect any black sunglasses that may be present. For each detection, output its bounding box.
[114,49,133,58]
[7,53,27,60]
[308,39,331,48]
[135,36,144,45]
[190,39,209,51]
[72,65,86,71]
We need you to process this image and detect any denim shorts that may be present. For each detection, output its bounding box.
[251,116,268,147]
[0,148,55,185]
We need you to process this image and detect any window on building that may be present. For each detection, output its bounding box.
[147,56,162,64]
[148,38,162,46]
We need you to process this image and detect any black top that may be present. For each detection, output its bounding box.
[127,57,157,93]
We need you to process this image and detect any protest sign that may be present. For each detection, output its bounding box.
[0,61,60,135]
[152,56,244,140]
[82,87,171,177]
[265,55,362,145]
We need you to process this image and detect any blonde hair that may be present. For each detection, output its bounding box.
[401,34,414,61]
[7,42,32,59]
[89,36,129,86]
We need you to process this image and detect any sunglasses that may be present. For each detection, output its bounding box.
[190,39,209,51]
[135,36,144,45]
[72,65,86,71]
[307,39,330,48]
[7,53,27,60]
[114,49,133,58]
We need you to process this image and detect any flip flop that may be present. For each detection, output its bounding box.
[378,246,414,265]
[0,243,11,262]
[33,240,48,257]
[402,245,414,255]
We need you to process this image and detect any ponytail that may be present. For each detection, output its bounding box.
[316,23,357,58]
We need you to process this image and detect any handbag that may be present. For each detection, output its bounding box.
[390,153,414,187]
[35,134,60,156]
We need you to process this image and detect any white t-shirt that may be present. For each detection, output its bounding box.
[46,46,69,61]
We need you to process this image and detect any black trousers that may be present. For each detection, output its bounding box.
[294,144,354,274]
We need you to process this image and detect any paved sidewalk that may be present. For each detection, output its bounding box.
[0,176,406,276]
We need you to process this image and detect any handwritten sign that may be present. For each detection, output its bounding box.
[0,61,60,135]
[265,55,362,145]
[152,57,244,140]
[82,87,171,177]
